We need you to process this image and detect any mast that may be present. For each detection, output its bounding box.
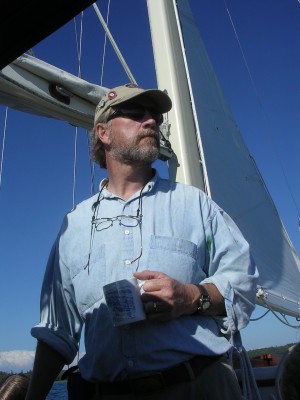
[147,0,300,318]
[147,0,207,193]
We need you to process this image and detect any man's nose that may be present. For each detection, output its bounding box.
[142,110,157,127]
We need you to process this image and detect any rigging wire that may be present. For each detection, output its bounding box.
[88,0,114,196]
[223,0,300,224]
[72,128,78,211]
[87,0,112,197]
[92,2,137,84]
[250,309,270,321]
[90,0,112,196]
[87,0,138,195]
[70,12,85,210]
[100,0,111,86]
[0,107,8,190]
[258,297,300,329]
[74,12,84,79]
[251,292,300,327]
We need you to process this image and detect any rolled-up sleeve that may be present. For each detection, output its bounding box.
[31,228,83,364]
[201,206,258,336]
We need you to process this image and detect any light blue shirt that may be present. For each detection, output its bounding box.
[31,170,258,382]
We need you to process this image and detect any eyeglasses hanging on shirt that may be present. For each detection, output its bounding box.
[85,182,146,272]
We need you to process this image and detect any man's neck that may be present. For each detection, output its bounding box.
[106,163,154,200]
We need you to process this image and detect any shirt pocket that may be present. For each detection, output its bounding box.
[70,244,106,313]
[146,235,200,283]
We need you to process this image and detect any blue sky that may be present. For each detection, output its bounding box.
[0,0,300,372]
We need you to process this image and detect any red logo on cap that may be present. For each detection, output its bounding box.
[108,91,117,100]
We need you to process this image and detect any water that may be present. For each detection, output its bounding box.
[46,380,67,399]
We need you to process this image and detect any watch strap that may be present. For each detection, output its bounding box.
[195,284,211,313]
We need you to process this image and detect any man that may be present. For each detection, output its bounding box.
[25,83,258,400]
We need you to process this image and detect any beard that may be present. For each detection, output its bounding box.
[109,128,160,165]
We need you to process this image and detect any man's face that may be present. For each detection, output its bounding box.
[106,110,160,165]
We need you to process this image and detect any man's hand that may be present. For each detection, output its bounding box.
[134,270,200,321]
[134,270,226,321]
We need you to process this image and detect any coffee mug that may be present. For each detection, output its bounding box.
[103,277,146,326]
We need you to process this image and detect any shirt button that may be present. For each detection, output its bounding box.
[124,230,130,235]
[125,260,131,265]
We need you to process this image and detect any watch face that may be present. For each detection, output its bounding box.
[196,288,211,313]
[202,300,210,310]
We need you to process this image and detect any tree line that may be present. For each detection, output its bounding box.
[0,343,296,384]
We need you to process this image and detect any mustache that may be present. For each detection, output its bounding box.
[138,129,159,142]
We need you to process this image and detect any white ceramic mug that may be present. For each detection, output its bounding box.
[103,277,146,326]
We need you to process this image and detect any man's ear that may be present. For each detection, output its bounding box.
[95,122,110,144]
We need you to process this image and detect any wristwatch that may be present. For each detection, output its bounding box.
[196,285,212,313]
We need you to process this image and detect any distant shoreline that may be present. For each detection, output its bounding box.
[0,342,296,379]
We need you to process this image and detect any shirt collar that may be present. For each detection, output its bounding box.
[98,169,159,200]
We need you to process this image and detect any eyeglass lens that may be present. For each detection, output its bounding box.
[109,107,163,125]
[94,215,140,231]
[85,183,145,272]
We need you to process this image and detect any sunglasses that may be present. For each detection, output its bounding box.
[108,107,164,125]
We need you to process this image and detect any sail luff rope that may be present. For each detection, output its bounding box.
[92,3,137,84]
[223,0,300,226]
[0,107,8,189]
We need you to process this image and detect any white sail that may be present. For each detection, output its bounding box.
[148,0,300,317]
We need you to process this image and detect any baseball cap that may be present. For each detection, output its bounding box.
[94,83,172,124]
